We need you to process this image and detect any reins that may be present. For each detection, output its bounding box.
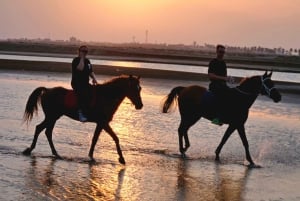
[234,76,274,97]
[261,76,275,97]
[234,87,254,95]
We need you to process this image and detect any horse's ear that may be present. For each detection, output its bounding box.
[137,75,141,80]
[263,71,268,77]
[268,70,273,77]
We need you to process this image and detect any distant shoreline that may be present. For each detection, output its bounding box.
[1,50,300,74]
[0,58,209,81]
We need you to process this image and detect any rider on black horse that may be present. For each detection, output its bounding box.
[208,44,234,125]
[71,45,98,122]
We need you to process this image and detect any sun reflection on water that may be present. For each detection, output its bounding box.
[107,61,141,68]
[2,72,300,200]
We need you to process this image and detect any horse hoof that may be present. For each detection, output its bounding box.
[88,159,96,165]
[181,153,187,159]
[55,155,63,160]
[23,148,32,156]
[215,155,220,162]
[247,163,262,169]
[119,157,126,165]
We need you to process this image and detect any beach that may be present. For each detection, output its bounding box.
[0,48,300,200]
[0,70,299,201]
[1,1,300,200]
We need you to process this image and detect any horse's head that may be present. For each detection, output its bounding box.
[125,75,143,110]
[238,70,281,103]
[261,71,281,103]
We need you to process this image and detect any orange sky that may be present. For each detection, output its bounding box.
[0,0,299,48]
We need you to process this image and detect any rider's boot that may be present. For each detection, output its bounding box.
[78,110,88,122]
[211,117,223,126]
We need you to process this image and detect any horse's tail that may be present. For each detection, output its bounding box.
[23,87,47,124]
[162,86,185,113]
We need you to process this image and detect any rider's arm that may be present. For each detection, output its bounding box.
[86,59,98,84]
[208,59,228,82]
[90,72,98,84]
[208,73,228,82]
[76,57,85,71]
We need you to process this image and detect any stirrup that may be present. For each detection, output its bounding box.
[78,110,88,122]
[211,118,223,126]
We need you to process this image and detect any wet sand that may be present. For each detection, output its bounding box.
[0,71,300,200]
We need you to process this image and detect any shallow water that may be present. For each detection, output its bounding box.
[0,70,300,201]
[1,54,300,83]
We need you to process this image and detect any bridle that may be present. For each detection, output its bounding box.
[235,76,275,97]
[261,76,276,97]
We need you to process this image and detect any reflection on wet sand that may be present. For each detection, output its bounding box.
[176,159,250,201]
[25,156,59,200]
[88,164,126,200]
[15,147,300,201]
[214,164,250,201]
[25,156,128,200]
[176,159,187,200]
[2,72,300,200]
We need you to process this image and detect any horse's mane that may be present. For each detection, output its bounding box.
[94,75,134,95]
[237,75,263,95]
[239,77,250,85]
[102,75,131,85]
[239,75,261,86]
[95,75,132,89]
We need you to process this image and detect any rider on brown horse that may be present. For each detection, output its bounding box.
[208,44,234,125]
[71,45,98,122]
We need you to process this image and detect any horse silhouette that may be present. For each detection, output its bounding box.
[162,71,281,167]
[23,75,143,164]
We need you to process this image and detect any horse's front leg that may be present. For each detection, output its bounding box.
[103,124,125,164]
[237,125,255,166]
[215,124,236,161]
[88,123,103,162]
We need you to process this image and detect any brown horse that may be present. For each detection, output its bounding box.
[162,71,281,167]
[23,75,143,164]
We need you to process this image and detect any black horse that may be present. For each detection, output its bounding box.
[23,75,143,164]
[162,71,281,167]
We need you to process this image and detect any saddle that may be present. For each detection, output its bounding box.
[200,91,218,109]
[64,88,97,109]
[200,91,228,119]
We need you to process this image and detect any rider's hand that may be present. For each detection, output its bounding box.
[92,79,98,85]
[227,76,235,84]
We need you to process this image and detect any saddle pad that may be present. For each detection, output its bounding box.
[64,90,78,109]
[200,91,216,107]
[64,89,97,109]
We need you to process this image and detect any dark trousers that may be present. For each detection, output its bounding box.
[209,82,230,119]
[72,84,91,114]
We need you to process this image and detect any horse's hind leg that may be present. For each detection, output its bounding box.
[45,120,61,158]
[178,117,200,157]
[178,122,189,156]
[23,120,48,155]
[215,124,236,161]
